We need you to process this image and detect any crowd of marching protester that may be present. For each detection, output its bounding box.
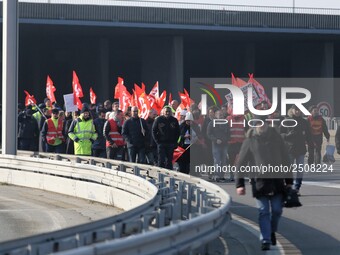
[9,92,340,251]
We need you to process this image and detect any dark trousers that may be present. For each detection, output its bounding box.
[128,146,146,164]
[93,148,106,158]
[308,135,323,165]
[106,146,125,160]
[46,143,65,154]
[18,138,36,151]
[158,144,175,170]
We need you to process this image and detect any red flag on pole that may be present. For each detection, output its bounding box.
[113,77,131,113]
[168,93,173,105]
[90,87,97,104]
[72,71,84,110]
[231,73,247,88]
[172,146,186,164]
[248,73,271,105]
[114,77,124,99]
[46,75,56,103]
[24,90,37,106]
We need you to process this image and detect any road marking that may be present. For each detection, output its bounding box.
[303,181,340,189]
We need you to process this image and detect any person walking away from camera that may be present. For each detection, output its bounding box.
[227,114,246,181]
[122,106,149,163]
[207,109,230,182]
[152,106,180,169]
[18,109,40,151]
[307,105,330,165]
[92,109,107,158]
[68,107,97,156]
[236,118,293,251]
[41,108,66,153]
[104,110,125,160]
[279,105,312,196]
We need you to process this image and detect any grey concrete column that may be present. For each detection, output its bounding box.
[321,42,335,115]
[2,0,18,155]
[169,36,184,97]
[98,38,110,102]
[244,43,255,74]
[141,36,183,99]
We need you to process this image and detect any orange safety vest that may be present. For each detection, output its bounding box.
[106,119,125,147]
[46,118,64,145]
[228,115,245,144]
[308,116,323,136]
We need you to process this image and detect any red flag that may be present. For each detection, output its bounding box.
[24,90,37,106]
[154,90,167,114]
[46,75,56,103]
[147,81,159,109]
[149,81,159,98]
[134,84,150,119]
[168,93,173,105]
[114,77,131,113]
[114,77,124,99]
[72,71,84,110]
[231,73,247,88]
[90,87,97,104]
[179,91,190,109]
[248,74,271,105]
[172,146,186,164]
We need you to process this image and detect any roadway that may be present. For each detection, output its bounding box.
[0,185,123,243]
[205,160,340,255]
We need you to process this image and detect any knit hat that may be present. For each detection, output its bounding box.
[185,112,194,121]
[80,107,90,114]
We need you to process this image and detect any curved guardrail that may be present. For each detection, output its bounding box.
[0,151,231,255]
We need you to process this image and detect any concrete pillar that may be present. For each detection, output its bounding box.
[98,38,110,102]
[244,43,256,74]
[2,0,18,155]
[141,36,183,100]
[320,42,335,116]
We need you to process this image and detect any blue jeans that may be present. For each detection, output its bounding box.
[256,194,283,243]
[211,143,228,178]
[289,154,305,190]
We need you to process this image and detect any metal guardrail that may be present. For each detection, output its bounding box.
[0,151,231,255]
[1,2,340,33]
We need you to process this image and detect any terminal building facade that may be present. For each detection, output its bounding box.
[1,1,340,115]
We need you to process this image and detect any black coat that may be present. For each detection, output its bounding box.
[122,117,148,148]
[152,115,180,145]
[206,119,230,145]
[279,116,312,157]
[236,127,293,198]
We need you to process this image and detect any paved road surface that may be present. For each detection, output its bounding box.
[202,160,340,255]
[0,184,123,243]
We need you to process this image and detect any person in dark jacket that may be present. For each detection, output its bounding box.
[152,106,180,170]
[236,118,293,251]
[122,106,149,163]
[92,109,106,158]
[178,112,202,174]
[207,109,230,181]
[279,105,312,195]
[145,109,158,165]
[307,105,330,165]
[336,127,340,155]
[18,109,40,151]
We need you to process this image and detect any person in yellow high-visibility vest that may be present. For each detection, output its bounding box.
[68,107,98,156]
[41,108,65,153]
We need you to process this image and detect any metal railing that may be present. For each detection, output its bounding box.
[0,151,231,255]
[0,2,339,32]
